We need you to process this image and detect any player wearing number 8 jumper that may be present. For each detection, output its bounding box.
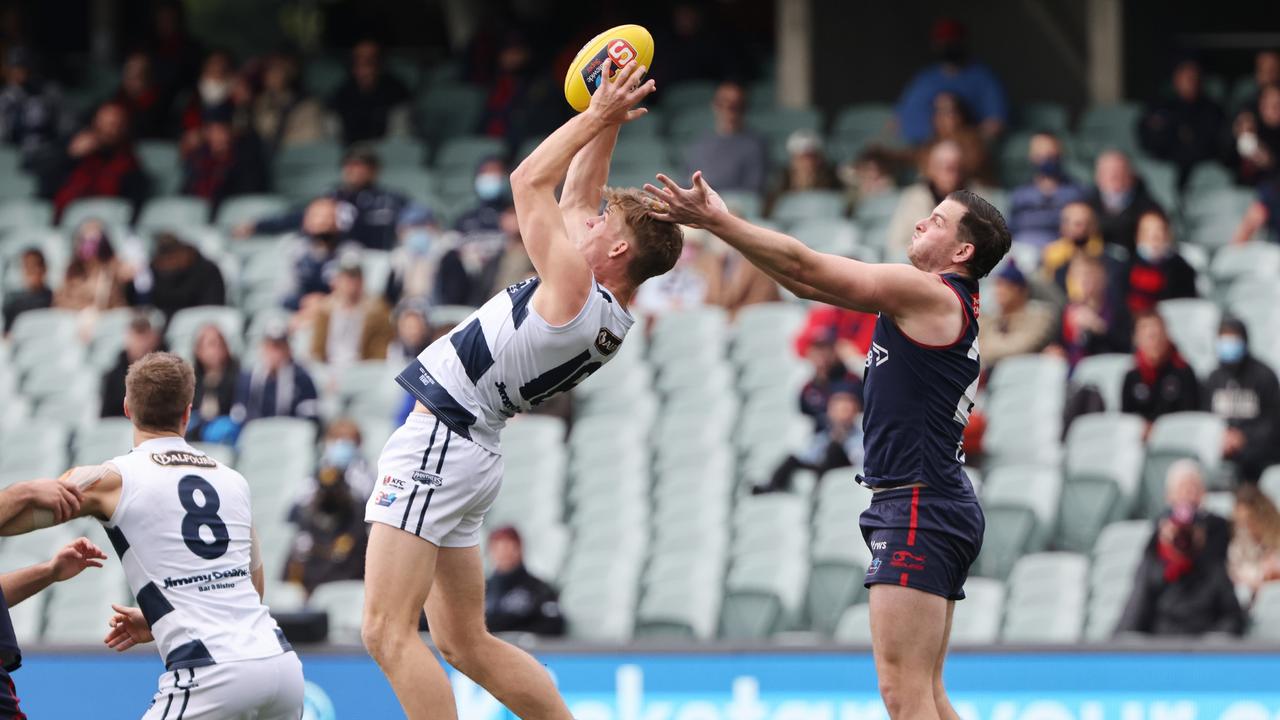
[0,351,304,719]
[361,59,680,720]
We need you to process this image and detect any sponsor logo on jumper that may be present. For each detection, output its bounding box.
[868,557,882,575]
[163,566,249,590]
[412,470,443,487]
[594,328,622,356]
[383,475,407,490]
[419,368,436,387]
[866,342,890,368]
[496,381,519,416]
[870,540,888,551]
[374,491,397,507]
[890,550,926,571]
[150,451,217,468]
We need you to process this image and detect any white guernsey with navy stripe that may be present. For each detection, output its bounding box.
[104,438,291,671]
[397,276,634,453]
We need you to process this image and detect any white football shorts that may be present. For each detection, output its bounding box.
[365,412,504,547]
[141,651,303,719]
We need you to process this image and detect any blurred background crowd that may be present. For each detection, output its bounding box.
[1,0,1279,645]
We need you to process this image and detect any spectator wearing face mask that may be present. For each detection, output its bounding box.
[1203,317,1280,482]
[236,145,416,251]
[54,219,130,313]
[1120,312,1199,436]
[284,419,373,595]
[1116,460,1242,638]
[483,526,566,636]
[1041,202,1107,285]
[886,139,971,262]
[436,206,531,307]
[453,157,512,235]
[895,18,1008,145]
[1139,57,1227,186]
[1231,83,1280,185]
[1086,150,1162,256]
[754,386,864,495]
[384,206,444,306]
[1008,133,1085,248]
[1125,210,1197,314]
[179,49,249,153]
[280,198,362,312]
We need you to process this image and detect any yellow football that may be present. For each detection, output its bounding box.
[563,24,655,112]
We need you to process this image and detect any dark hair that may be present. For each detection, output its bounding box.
[125,351,195,432]
[947,190,1010,279]
[19,248,45,269]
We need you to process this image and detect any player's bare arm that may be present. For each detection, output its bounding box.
[509,59,654,324]
[646,172,964,340]
[559,124,622,245]
[0,537,106,607]
[0,466,120,536]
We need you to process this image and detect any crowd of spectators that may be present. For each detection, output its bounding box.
[0,5,1279,633]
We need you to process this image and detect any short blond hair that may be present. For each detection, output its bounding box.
[604,187,683,285]
[125,352,195,432]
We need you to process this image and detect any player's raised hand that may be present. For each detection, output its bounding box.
[19,477,83,524]
[49,537,106,581]
[586,59,655,125]
[643,171,729,229]
[104,604,153,651]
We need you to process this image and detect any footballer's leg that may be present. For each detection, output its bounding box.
[426,545,573,720]
[362,523,457,720]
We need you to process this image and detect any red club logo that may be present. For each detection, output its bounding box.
[607,39,637,69]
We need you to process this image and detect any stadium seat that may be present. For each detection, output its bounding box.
[1147,412,1226,474]
[433,136,506,175]
[770,190,847,224]
[306,580,366,643]
[370,136,428,169]
[789,218,862,256]
[950,577,1006,644]
[1248,583,1280,639]
[1210,242,1280,290]
[649,306,728,361]
[610,136,673,170]
[1184,163,1234,194]
[60,196,132,230]
[215,194,290,231]
[1156,298,1221,377]
[983,465,1062,552]
[832,603,872,644]
[137,196,211,234]
[1071,353,1134,411]
[0,418,70,477]
[136,141,182,196]
[42,562,132,643]
[662,81,718,111]
[0,198,53,233]
[746,107,823,144]
[718,190,764,219]
[167,306,246,359]
[1134,158,1178,210]
[1075,102,1141,155]
[72,417,135,465]
[1015,102,1069,134]
[730,302,807,359]
[1057,413,1146,552]
[668,107,716,146]
[190,442,235,466]
[415,85,486,142]
[1001,553,1087,643]
[831,104,896,143]
[1261,465,1280,507]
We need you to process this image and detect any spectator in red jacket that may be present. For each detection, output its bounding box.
[1126,210,1198,314]
[1121,311,1200,437]
[794,306,877,363]
[51,102,149,221]
[180,105,269,215]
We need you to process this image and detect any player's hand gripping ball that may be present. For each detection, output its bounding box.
[564,24,655,112]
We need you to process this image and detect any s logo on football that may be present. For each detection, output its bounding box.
[607,40,636,68]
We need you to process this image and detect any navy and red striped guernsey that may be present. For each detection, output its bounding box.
[859,273,981,501]
[0,587,25,719]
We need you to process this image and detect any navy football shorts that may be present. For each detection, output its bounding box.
[859,486,985,601]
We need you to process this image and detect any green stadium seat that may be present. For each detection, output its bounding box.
[61,197,132,230]
[661,81,718,111]
[831,104,896,143]
[42,561,131,643]
[0,198,53,233]
[9,307,76,346]
[1134,158,1178,210]
[0,171,35,200]
[378,167,439,210]
[137,196,210,234]
[238,418,318,470]
[1261,466,1280,507]
[1210,242,1280,289]
[72,417,135,465]
[137,140,182,195]
[730,302,806,359]
[1001,553,1087,643]
[0,418,70,480]
[1075,102,1141,155]
[433,136,506,175]
[718,190,764,219]
[190,442,235,466]
[1148,411,1226,474]
[167,306,246,359]
[215,194,290,230]
[416,84,486,142]
[983,465,1062,553]
[650,306,728,359]
[561,576,640,642]
[950,577,1006,644]
[746,107,823,144]
[1156,298,1220,377]
[721,552,809,639]
[610,136,672,170]
[1184,163,1234,194]
[789,217,861,255]
[1071,353,1133,411]
[1015,102,1069,134]
[1137,449,1194,518]
[771,190,847,224]
[1248,583,1280,640]
[832,603,872,644]
[306,580,366,643]
[668,107,716,145]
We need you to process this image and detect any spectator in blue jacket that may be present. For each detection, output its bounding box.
[896,18,1008,145]
[235,145,414,250]
[230,322,319,431]
[1008,132,1085,248]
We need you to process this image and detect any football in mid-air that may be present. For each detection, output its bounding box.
[563,24,655,112]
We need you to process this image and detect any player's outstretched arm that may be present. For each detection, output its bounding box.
[0,466,120,536]
[0,537,107,606]
[645,172,955,318]
[509,59,654,323]
[559,123,622,245]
